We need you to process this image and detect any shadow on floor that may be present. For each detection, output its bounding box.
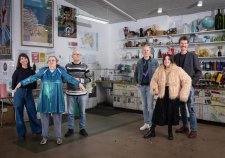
[14,112,142,153]
[86,105,124,116]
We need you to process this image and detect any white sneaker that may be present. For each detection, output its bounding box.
[40,138,48,145]
[56,138,63,145]
[140,123,150,131]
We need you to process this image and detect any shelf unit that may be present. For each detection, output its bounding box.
[198,56,225,59]
[122,29,225,41]
[121,29,225,62]
[122,29,225,50]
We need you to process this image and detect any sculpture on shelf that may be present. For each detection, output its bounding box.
[217,46,223,57]
[165,28,177,35]
[123,27,129,39]
[144,28,153,36]
[140,28,144,37]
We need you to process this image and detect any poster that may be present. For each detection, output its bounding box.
[39,52,46,62]
[32,52,39,62]
[21,0,54,47]
[0,61,14,90]
[0,0,12,59]
[58,5,77,38]
[79,32,98,51]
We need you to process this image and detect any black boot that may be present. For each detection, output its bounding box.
[144,125,156,139]
[168,126,173,140]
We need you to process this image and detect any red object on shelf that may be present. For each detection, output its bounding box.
[161,53,166,58]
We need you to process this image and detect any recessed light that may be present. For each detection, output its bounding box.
[197,1,203,7]
[157,8,162,13]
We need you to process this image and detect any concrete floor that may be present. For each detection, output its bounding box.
[0,112,225,158]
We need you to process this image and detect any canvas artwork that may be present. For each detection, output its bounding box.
[21,0,54,47]
[0,0,12,59]
[58,5,77,38]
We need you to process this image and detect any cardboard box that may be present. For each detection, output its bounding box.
[0,105,15,125]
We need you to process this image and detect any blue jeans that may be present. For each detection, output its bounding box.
[138,85,153,125]
[40,113,62,139]
[67,94,88,130]
[13,88,41,137]
[180,86,197,131]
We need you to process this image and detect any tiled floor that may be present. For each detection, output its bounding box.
[0,112,225,158]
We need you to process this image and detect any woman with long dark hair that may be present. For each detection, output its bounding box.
[12,53,41,139]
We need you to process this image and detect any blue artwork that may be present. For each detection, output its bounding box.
[0,0,11,59]
[21,0,54,47]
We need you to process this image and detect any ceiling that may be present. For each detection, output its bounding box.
[65,0,225,24]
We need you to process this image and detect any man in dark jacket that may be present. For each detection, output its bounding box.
[64,50,91,137]
[134,45,159,131]
[174,36,201,138]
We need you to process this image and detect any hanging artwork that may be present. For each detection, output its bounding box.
[58,5,77,38]
[0,0,12,60]
[79,32,98,51]
[21,0,54,47]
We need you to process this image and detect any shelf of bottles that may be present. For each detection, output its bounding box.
[199,58,225,88]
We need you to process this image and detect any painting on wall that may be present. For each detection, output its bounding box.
[21,0,54,48]
[58,5,77,38]
[79,32,98,51]
[0,0,12,60]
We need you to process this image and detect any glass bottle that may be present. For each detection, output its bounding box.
[206,61,210,71]
[217,46,222,57]
[32,63,36,72]
[158,49,162,58]
[215,9,223,30]
[223,9,225,29]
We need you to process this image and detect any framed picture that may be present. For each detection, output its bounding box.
[21,0,54,47]
[79,32,98,51]
[58,5,77,38]
[0,0,12,60]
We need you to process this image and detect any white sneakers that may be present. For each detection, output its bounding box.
[40,137,63,145]
[140,123,150,131]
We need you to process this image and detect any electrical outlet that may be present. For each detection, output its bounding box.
[1,108,8,113]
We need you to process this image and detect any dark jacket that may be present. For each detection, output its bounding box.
[12,67,37,89]
[134,57,159,85]
[174,52,201,86]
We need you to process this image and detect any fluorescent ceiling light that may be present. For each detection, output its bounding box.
[197,1,203,7]
[157,8,162,13]
[103,0,137,22]
[77,14,109,24]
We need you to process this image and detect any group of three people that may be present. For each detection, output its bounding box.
[135,36,201,140]
[12,50,91,145]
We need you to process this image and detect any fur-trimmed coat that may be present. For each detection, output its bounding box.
[150,64,191,102]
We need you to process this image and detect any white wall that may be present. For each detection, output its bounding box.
[11,0,110,69]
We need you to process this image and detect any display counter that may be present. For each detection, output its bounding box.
[96,80,225,124]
